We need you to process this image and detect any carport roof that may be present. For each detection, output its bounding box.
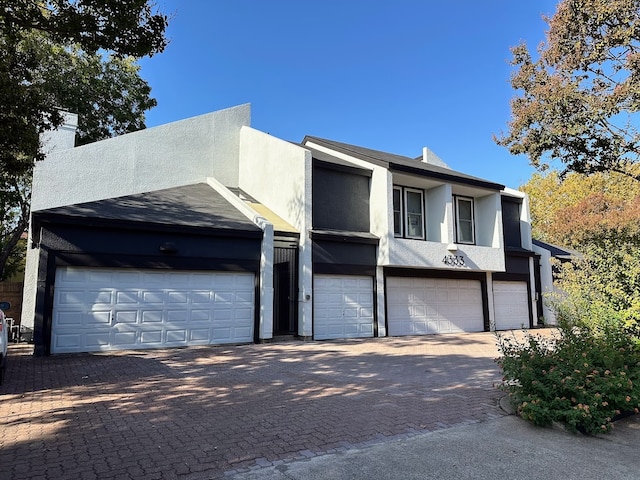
[32,183,262,237]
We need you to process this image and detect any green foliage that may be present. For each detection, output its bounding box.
[0,0,169,58]
[496,0,640,181]
[0,1,168,277]
[497,315,640,435]
[520,168,640,245]
[0,175,29,280]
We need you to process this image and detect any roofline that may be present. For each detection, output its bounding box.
[32,211,263,239]
[303,136,505,191]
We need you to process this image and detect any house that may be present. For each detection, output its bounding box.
[22,104,551,355]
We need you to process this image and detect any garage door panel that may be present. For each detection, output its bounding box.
[493,281,530,330]
[387,277,484,336]
[87,311,111,325]
[52,267,255,353]
[314,275,374,340]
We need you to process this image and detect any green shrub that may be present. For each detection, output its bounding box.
[496,316,640,435]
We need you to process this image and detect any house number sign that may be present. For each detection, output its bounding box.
[442,255,465,267]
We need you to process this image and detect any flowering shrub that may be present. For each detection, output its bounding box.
[496,317,640,435]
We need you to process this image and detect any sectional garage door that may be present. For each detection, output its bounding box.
[313,275,374,340]
[51,267,255,354]
[387,277,484,336]
[493,281,530,330]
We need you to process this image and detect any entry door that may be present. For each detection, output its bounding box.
[273,246,298,335]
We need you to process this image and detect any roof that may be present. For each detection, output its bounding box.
[303,145,373,177]
[302,136,504,191]
[532,239,582,260]
[33,183,262,237]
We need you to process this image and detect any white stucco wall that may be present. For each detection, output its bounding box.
[426,184,450,243]
[239,127,313,336]
[475,193,502,248]
[23,104,251,329]
[40,112,79,153]
[532,244,557,325]
[22,112,80,329]
[206,177,274,340]
[31,104,251,211]
[388,238,505,272]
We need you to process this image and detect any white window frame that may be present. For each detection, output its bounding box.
[404,187,425,240]
[455,195,475,245]
[393,186,403,237]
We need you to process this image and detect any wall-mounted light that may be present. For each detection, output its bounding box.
[447,244,458,252]
[159,242,178,254]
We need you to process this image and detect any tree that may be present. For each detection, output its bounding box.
[0,175,29,280]
[496,0,640,181]
[0,1,168,279]
[0,0,168,176]
[520,166,640,244]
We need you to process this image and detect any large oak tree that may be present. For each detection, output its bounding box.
[0,1,168,279]
[497,0,640,181]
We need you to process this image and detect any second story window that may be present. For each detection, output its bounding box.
[455,196,475,244]
[393,187,403,236]
[393,186,425,240]
[404,188,425,239]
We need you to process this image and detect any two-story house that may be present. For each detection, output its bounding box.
[22,104,546,355]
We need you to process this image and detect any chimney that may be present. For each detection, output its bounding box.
[421,146,450,169]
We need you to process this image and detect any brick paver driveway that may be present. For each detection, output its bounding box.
[0,333,510,479]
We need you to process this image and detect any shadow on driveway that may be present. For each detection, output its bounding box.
[0,333,507,479]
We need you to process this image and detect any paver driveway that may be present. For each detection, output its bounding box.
[0,332,511,479]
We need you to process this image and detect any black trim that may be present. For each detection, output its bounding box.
[492,272,529,282]
[313,158,372,177]
[52,252,260,272]
[309,230,379,244]
[34,214,263,239]
[384,267,487,281]
[389,164,503,190]
[313,264,377,276]
[505,247,536,257]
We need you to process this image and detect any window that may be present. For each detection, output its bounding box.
[455,196,475,244]
[393,187,403,236]
[404,188,424,239]
[393,186,425,239]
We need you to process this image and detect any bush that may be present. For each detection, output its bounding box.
[496,316,640,435]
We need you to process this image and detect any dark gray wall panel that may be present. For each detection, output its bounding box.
[312,167,370,232]
[312,239,377,266]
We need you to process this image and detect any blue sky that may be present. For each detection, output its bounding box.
[140,1,558,188]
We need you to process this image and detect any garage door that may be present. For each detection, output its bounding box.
[493,281,530,330]
[314,275,374,340]
[387,277,484,336]
[51,267,255,354]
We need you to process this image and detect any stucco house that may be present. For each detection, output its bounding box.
[22,104,552,355]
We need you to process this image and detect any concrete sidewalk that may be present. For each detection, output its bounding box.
[225,413,640,480]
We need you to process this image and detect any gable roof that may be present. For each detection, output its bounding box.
[302,136,504,191]
[32,183,262,237]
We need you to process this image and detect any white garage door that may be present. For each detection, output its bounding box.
[51,267,255,354]
[314,275,374,340]
[493,281,530,330]
[387,277,484,336]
